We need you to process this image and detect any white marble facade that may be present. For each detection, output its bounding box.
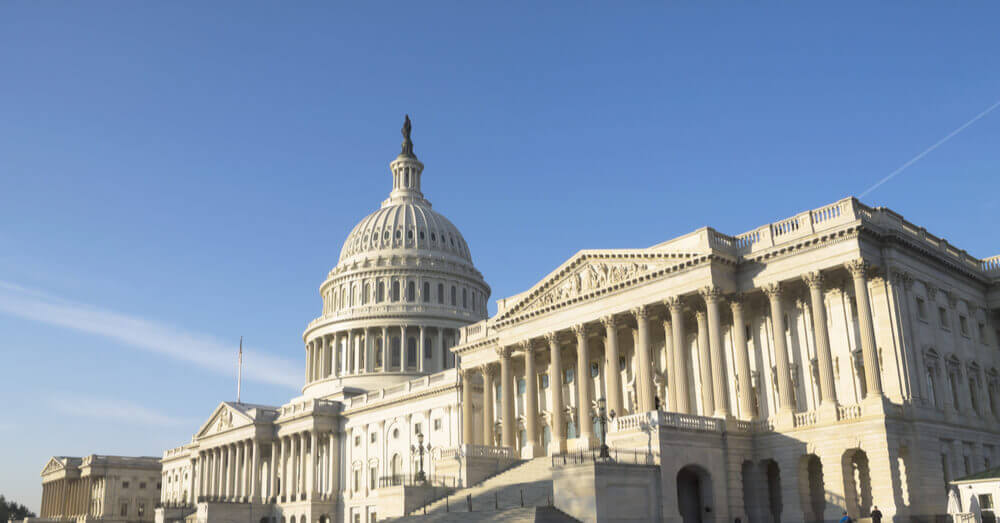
[153,119,1000,523]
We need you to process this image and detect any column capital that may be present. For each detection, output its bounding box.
[664,296,683,311]
[803,271,825,289]
[728,292,747,310]
[600,314,619,329]
[699,286,724,303]
[763,282,783,299]
[571,324,588,338]
[631,304,652,319]
[694,307,706,321]
[845,259,870,278]
[495,345,514,359]
[544,332,560,345]
[481,362,498,377]
[514,340,535,355]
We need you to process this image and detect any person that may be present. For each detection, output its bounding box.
[871,506,883,523]
[840,511,852,523]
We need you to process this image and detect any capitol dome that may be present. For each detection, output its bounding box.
[301,116,490,398]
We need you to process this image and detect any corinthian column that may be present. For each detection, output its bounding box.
[804,271,838,408]
[546,333,566,454]
[601,315,623,415]
[573,325,594,447]
[694,308,714,415]
[633,306,655,413]
[702,286,730,418]
[498,346,515,448]
[522,342,541,457]
[482,363,496,446]
[666,297,691,414]
[847,260,884,398]
[729,295,755,420]
[461,368,475,445]
[764,282,796,413]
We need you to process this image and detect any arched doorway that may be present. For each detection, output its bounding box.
[677,465,712,523]
[762,459,782,523]
[391,453,403,481]
[799,455,825,523]
[843,449,872,517]
[742,460,762,523]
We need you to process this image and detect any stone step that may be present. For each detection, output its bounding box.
[410,458,554,516]
[387,506,578,522]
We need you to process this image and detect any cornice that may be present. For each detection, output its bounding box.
[340,382,457,416]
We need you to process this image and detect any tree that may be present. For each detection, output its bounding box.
[0,495,37,522]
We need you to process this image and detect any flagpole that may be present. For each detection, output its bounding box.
[237,336,243,404]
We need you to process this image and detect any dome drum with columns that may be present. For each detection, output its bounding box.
[302,116,490,397]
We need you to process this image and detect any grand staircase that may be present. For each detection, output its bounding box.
[389,458,575,522]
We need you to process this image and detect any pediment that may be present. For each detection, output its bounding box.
[41,457,65,476]
[498,250,700,321]
[195,403,254,439]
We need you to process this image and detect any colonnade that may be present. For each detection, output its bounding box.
[268,431,338,502]
[40,477,92,517]
[305,326,458,383]
[460,260,885,452]
[197,439,261,502]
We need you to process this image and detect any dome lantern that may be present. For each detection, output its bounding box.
[388,115,426,205]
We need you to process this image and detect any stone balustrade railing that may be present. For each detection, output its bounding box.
[460,321,491,344]
[837,404,862,421]
[307,303,480,329]
[793,411,818,428]
[461,444,518,460]
[659,412,725,432]
[706,197,997,277]
[277,398,339,420]
[342,368,458,410]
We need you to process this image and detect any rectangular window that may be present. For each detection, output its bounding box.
[517,379,526,395]
[139,482,146,489]
[980,494,994,510]
[939,307,950,329]
[120,504,128,517]
[916,297,927,320]
[540,374,549,389]
[434,418,442,430]
[370,513,377,523]
[414,423,422,435]
[370,467,377,490]
[354,514,361,523]
[156,482,161,489]
[437,283,444,304]
[370,433,376,443]
[960,315,970,336]
[564,368,574,384]
[353,470,360,491]
[138,503,145,517]
[590,362,599,378]
[354,435,361,446]
[122,481,129,489]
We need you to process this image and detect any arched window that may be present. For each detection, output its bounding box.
[451,286,457,306]
[350,285,355,306]
[407,337,417,366]
[471,291,476,311]
[375,339,383,368]
[423,282,430,303]
[391,337,401,368]
[424,337,432,359]
[437,283,444,304]
[407,281,415,302]
[392,280,400,301]
[462,288,468,308]
[377,282,385,303]
[363,283,370,305]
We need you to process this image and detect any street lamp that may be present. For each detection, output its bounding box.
[412,432,428,483]
[593,397,613,461]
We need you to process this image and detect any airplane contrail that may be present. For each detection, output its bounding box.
[860,98,1000,198]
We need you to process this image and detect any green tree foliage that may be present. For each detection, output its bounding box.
[0,495,37,522]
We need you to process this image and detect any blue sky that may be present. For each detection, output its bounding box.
[2,3,998,512]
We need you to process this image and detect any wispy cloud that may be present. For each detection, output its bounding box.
[47,393,191,427]
[0,281,300,388]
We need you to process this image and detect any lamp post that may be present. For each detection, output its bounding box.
[411,432,428,483]
[593,397,614,461]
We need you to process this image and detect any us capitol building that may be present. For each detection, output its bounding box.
[143,118,998,523]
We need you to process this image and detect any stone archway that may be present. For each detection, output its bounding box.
[677,465,713,523]
[843,448,873,518]
[799,454,825,523]
[742,460,763,523]
[762,459,782,523]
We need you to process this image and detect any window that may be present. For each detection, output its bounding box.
[540,374,549,389]
[377,282,385,303]
[960,315,970,336]
[120,503,128,517]
[434,418,442,430]
[462,288,468,308]
[393,428,400,439]
[407,229,413,240]
[370,513,377,523]
[138,503,145,517]
[437,283,444,304]
[156,481,161,489]
[980,494,994,510]
[916,297,927,320]
[407,281,415,302]
[518,379,526,395]
[414,423,422,435]
[451,286,457,306]
[392,281,400,301]
[370,433,377,443]
[370,467,377,490]
[353,469,359,492]
[591,362,599,378]
[407,337,418,366]
[564,368,574,384]
[419,231,425,240]
[980,322,988,344]
[424,337,432,358]
[939,307,950,329]
[375,339,383,367]
[423,282,430,302]
[619,356,627,371]
[122,481,130,489]
[363,283,370,305]
[354,435,361,447]
[354,514,361,523]
[139,482,146,489]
